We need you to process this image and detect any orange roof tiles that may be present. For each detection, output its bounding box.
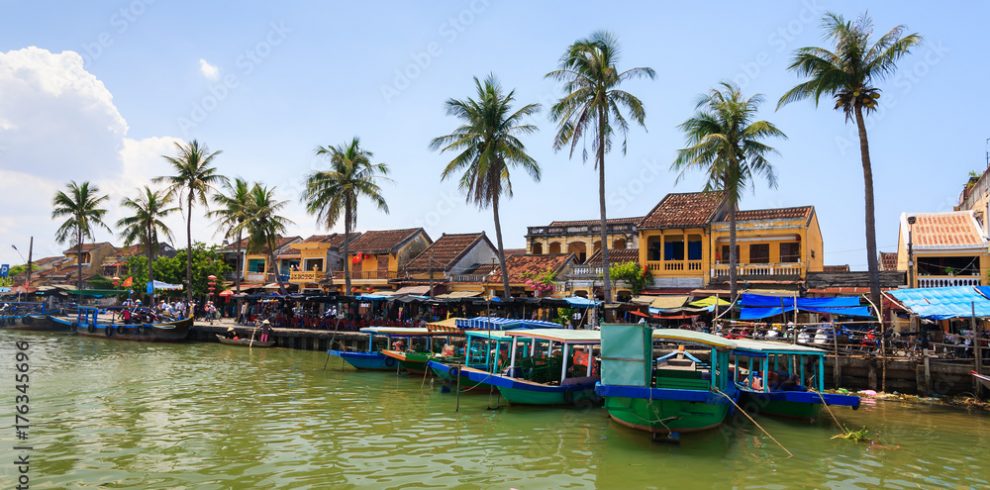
[879,252,898,271]
[584,248,640,266]
[639,191,726,229]
[487,253,574,284]
[405,232,491,272]
[732,206,813,222]
[349,228,426,254]
[905,212,987,249]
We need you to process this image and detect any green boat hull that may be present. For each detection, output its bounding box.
[399,352,433,373]
[757,399,822,420]
[497,386,598,406]
[604,397,730,433]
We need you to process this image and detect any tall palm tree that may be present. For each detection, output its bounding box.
[302,137,390,295]
[778,12,920,309]
[117,186,178,301]
[547,30,655,303]
[51,181,111,290]
[430,75,541,300]
[246,183,293,294]
[154,140,227,302]
[210,178,253,293]
[673,82,786,301]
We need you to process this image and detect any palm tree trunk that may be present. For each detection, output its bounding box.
[186,191,194,303]
[343,202,352,296]
[76,228,83,291]
[234,228,243,293]
[492,193,511,300]
[854,104,881,310]
[271,237,286,295]
[597,109,612,305]
[147,225,155,305]
[728,199,738,303]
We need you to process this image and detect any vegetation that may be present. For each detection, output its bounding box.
[154,140,227,301]
[546,30,655,304]
[126,244,230,298]
[778,11,920,309]
[522,269,556,297]
[246,183,293,292]
[117,186,178,301]
[303,137,390,295]
[210,178,254,293]
[673,82,786,301]
[51,181,111,290]
[609,261,651,295]
[431,74,541,300]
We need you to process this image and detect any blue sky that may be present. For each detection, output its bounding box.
[0,1,986,269]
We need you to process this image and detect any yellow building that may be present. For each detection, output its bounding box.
[637,191,824,291]
[221,236,302,285]
[525,217,639,263]
[287,233,361,289]
[894,211,989,288]
[339,228,432,292]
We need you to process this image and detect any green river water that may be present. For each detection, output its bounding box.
[1,330,988,489]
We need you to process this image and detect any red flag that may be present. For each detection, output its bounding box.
[122,276,133,287]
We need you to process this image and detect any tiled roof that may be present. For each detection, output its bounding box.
[584,248,640,266]
[731,206,813,222]
[879,252,898,271]
[487,253,574,284]
[639,191,726,229]
[349,228,426,254]
[823,264,850,273]
[298,233,361,248]
[405,232,491,272]
[502,248,527,257]
[902,211,987,249]
[33,256,65,267]
[548,216,643,227]
[222,236,300,253]
[62,242,113,254]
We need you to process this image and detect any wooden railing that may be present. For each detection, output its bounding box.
[289,270,325,283]
[451,274,490,283]
[335,270,398,280]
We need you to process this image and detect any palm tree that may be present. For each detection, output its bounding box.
[778,12,920,309]
[51,181,111,290]
[302,138,390,295]
[210,178,253,293]
[246,183,293,294]
[673,82,786,301]
[430,75,541,300]
[154,140,227,302]
[546,30,655,303]
[117,186,178,301]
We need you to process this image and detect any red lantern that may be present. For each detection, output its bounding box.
[207,275,217,281]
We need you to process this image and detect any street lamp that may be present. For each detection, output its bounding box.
[907,215,917,287]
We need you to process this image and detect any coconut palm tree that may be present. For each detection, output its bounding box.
[246,183,293,294]
[51,181,111,290]
[117,186,178,301]
[673,82,786,301]
[546,30,655,303]
[154,140,227,301]
[778,12,920,309]
[430,75,541,300]
[210,178,253,293]
[302,137,390,295]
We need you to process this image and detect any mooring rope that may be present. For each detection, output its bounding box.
[714,389,793,458]
[811,389,849,433]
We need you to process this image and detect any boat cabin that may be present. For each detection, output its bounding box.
[504,329,601,385]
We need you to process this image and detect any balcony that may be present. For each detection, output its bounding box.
[646,260,703,274]
[289,270,326,283]
[451,273,490,283]
[713,263,802,278]
[570,265,603,277]
[917,275,982,288]
[526,222,637,238]
[334,270,399,281]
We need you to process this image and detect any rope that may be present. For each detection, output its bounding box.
[811,390,848,433]
[714,389,793,458]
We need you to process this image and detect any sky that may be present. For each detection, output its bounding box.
[0,1,986,270]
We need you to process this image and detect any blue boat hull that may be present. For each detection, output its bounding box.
[328,350,398,371]
[460,367,600,406]
[741,389,860,419]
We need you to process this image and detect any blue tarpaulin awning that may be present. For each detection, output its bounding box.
[888,286,990,320]
[738,293,873,320]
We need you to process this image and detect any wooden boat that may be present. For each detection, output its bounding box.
[216,334,275,348]
[328,327,451,371]
[972,371,990,390]
[596,327,740,438]
[456,328,601,406]
[0,302,68,331]
[62,306,192,342]
[732,339,859,420]
[427,329,513,392]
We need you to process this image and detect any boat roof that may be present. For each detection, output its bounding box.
[359,327,438,336]
[465,330,513,340]
[732,339,826,355]
[506,328,600,344]
[652,329,737,350]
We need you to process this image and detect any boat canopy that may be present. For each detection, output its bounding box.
[455,316,561,330]
[359,327,441,336]
[466,330,513,340]
[732,338,826,355]
[651,328,737,350]
[506,328,600,344]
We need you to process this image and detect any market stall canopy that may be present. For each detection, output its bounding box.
[426,317,465,333]
[562,296,601,308]
[689,296,730,308]
[434,291,482,299]
[738,293,872,320]
[151,280,183,291]
[392,286,432,295]
[218,289,234,297]
[889,286,990,320]
[649,295,689,310]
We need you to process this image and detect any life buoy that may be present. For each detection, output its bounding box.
[105,325,113,337]
[87,324,96,334]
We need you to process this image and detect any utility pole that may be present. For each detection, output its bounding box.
[428,248,435,298]
[26,236,33,287]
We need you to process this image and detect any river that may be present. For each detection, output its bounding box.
[1,330,988,489]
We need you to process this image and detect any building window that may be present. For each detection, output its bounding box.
[247,259,266,272]
[647,236,661,261]
[719,245,740,263]
[612,238,627,250]
[749,244,770,264]
[779,242,800,263]
[305,259,324,271]
[532,243,543,255]
[664,237,684,261]
[548,242,562,254]
[687,235,702,260]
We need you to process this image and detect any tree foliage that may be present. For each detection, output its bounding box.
[609,261,650,295]
[127,243,230,298]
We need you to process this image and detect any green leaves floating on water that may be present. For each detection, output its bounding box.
[831,427,871,443]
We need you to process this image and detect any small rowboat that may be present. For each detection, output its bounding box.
[216,334,275,348]
[972,371,990,390]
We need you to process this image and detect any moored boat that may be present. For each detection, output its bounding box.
[427,329,514,392]
[972,371,990,391]
[731,339,859,420]
[64,306,191,342]
[596,326,740,438]
[216,334,275,348]
[457,328,601,406]
[0,302,67,331]
[328,327,448,371]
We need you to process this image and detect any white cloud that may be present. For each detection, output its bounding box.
[198,58,220,81]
